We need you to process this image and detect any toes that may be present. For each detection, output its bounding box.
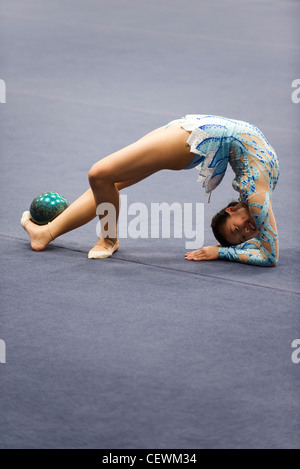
[20,211,31,229]
[88,239,119,259]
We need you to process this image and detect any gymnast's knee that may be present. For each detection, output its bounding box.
[88,163,111,186]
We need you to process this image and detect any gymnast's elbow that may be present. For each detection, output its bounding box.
[267,255,278,267]
[271,248,279,267]
[259,252,278,267]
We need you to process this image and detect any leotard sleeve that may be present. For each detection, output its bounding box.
[218,191,279,266]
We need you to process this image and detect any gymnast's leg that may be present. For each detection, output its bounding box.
[21,124,195,255]
[87,123,194,258]
[21,175,155,252]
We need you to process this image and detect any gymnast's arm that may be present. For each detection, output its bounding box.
[218,192,279,267]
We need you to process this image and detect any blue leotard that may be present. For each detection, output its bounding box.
[169,115,279,267]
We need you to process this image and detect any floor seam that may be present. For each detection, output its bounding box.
[2,233,300,296]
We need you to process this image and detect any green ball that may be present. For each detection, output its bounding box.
[30,192,69,225]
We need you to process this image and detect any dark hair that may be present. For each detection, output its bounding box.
[211,201,240,247]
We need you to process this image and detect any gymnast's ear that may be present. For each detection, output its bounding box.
[225,203,242,214]
[225,206,236,214]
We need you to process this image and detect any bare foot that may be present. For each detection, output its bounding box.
[88,237,119,259]
[21,212,53,251]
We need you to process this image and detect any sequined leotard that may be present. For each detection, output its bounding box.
[171,115,279,267]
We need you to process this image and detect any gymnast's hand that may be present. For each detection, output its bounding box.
[185,245,219,261]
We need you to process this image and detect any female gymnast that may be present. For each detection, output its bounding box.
[21,115,279,267]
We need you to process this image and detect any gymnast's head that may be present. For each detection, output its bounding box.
[211,201,259,246]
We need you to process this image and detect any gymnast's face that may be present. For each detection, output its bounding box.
[222,204,259,245]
